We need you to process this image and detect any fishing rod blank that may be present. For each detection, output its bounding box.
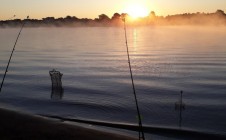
[0,16,29,93]
[122,16,145,140]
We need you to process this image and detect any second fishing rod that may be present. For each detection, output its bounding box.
[122,16,145,140]
[0,16,29,93]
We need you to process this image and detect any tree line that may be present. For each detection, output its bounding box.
[0,10,226,27]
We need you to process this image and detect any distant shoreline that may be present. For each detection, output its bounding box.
[1,10,226,27]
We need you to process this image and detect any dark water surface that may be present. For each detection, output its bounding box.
[0,26,226,139]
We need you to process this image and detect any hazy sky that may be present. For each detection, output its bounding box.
[0,0,225,20]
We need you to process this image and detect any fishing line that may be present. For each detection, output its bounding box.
[122,16,145,140]
[0,16,29,93]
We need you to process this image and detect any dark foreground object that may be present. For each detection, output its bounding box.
[43,115,226,140]
[0,108,136,140]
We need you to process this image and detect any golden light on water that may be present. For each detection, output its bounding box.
[133,29,137,51]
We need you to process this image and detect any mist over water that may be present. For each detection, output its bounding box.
[0,26,226,138]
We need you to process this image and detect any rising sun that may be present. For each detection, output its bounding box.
[122,2,149,19]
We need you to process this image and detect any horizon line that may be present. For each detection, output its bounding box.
[1,9,225,21]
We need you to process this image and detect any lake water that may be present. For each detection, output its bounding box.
[0,26,226,139]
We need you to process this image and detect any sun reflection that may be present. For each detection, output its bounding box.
[133,28,137,51]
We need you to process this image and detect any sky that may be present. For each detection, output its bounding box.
[0,0,225,20]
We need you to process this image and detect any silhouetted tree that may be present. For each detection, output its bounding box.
[111,13,121,20]
[215,9,225,16]
[121,13,129,21]
[111,13,122,25]
[42,17,55,25]
[42,17,55,24]
[147,11,156,24]
[1,10,226,27]
[98,14,110,21]
[42,17,55,21]
[65,16,78,21]
[149,11,156,17]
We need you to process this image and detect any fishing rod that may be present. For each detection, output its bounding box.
[122,16,145,140]
[0,16,29,93]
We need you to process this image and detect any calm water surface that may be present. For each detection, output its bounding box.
[0,26,226,139]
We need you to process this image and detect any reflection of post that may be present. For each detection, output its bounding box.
[49,69,64,100]
[175,91,185,127]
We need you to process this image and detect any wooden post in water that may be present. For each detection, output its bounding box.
[49,69,64,100]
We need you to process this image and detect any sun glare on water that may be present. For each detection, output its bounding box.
[122,1,149,19]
